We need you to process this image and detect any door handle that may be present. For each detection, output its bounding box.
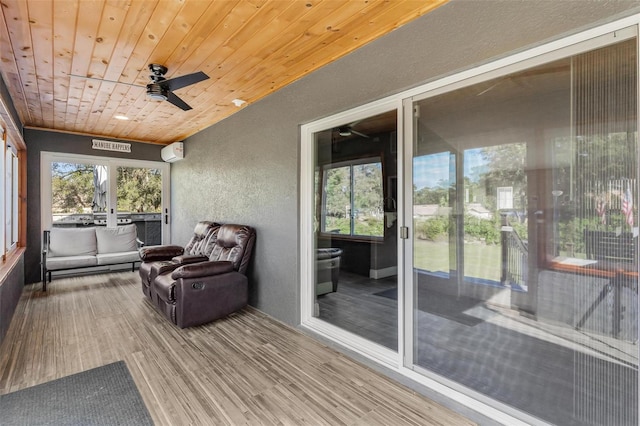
[400,226,409,239]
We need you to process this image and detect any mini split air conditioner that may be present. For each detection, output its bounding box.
[161,142,184,162]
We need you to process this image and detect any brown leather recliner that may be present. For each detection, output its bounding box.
[138,221,220,301]
[147,224,256,328]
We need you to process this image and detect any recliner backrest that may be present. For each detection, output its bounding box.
[208,224,256,274]
[183,221,220,256]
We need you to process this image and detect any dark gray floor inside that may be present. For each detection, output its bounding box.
[317,271,638,426]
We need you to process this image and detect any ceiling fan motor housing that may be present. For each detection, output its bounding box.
[147,83,168,101]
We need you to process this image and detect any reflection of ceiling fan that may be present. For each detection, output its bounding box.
[336,121,369,138]
[70,64,209,111]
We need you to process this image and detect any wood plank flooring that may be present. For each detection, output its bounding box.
[0,272,475,425]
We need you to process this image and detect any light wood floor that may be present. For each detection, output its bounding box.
[0,271,475,426]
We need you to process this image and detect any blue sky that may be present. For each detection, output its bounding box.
[413,148,487,190]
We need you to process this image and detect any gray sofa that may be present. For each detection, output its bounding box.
[42,224,142,290]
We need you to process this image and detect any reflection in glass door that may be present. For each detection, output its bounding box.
[312,110,399,351]
[408,38,638,425]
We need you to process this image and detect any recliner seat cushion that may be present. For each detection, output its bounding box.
[138,222,219,288]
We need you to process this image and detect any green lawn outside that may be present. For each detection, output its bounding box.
[413,239,502,282]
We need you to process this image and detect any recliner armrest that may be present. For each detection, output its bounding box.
[172,261,234,279]
[171,254,209,265]
[139,245,184,262]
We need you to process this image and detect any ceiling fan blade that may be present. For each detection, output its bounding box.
[69,74,144,87]
[351,129,370,138]
[163,71,209,91]
[166,92,192,111]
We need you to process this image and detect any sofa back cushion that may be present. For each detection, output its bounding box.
[208,224,256,274]
[49,227,97,257]
[95,224,138,254]
[183,221,220,256]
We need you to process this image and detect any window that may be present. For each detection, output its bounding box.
[5,144,18,252]
[320,157,384,238]
[0,126,21,259]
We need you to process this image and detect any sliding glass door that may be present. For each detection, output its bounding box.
[302,20,639,426]
[42,153,170,246]
[309,109,400,352]
[407,35,638,425]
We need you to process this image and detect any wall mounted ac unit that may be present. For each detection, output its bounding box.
[161,141,184,162]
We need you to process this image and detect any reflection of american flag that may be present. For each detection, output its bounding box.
[622,187,633,227]
[595,197,606,224]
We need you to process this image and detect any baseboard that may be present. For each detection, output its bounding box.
[369,266,397,279]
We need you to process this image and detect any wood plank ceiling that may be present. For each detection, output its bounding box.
[0,0,447,145]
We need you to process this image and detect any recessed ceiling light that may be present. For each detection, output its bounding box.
[114,115,129,120]
[231,99,246,107]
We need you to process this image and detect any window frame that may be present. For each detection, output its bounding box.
[0,126,21,260]
[5,143,18,253]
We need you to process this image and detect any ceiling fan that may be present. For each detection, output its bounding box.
[70,64,209,111]
[145,64,209,111]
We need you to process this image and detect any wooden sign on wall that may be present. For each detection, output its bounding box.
[92,139,131,153]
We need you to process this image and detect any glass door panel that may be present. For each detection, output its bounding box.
[409,38,638,425]
[50,161,107,228]
[313,110,399,351]
[116,166,163,245]
[413,151,454,278]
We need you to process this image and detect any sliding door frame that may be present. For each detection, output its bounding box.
[300,99,403,367]
[301,13,640,426]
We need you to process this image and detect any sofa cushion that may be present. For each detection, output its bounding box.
[46,255,98,270]
[49,227,97,257]
[96,224,138,254]
[96,251,140,265]
[183,221,219,256]
[208,224,256,274]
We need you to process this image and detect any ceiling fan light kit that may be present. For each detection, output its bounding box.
[146,84,168,101]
